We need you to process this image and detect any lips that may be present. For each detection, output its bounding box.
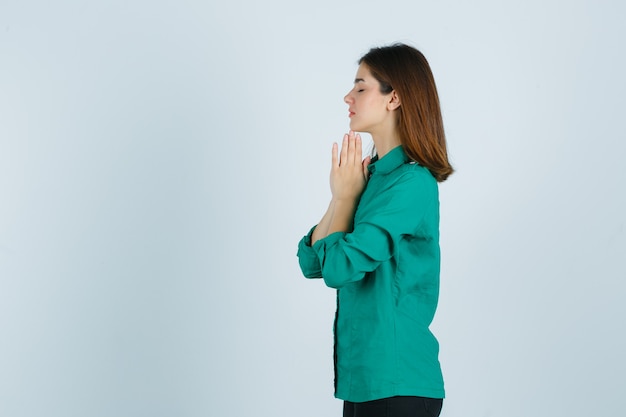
[348,110,355,117]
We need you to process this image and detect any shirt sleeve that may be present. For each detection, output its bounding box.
[296,226,323,278]
[312,171,436,289]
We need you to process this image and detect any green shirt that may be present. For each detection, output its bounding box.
[297,145,445,402]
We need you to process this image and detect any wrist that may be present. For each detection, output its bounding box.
[327,198,357,235]
[331,195,359,205]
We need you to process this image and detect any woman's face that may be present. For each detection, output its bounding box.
[344,64,396,134]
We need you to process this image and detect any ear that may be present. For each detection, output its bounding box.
[387,90,401,111]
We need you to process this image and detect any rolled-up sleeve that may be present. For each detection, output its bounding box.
[311,172,434,289]
[297,226,323,278]
[312,216,396,289]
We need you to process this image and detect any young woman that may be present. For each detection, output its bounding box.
[297,43,453,417]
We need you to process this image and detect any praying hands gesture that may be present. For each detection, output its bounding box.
[311,131,371,245]
[330,131,372,201]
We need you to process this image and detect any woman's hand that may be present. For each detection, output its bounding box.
[311,131,371,244]
[330,131,371,201]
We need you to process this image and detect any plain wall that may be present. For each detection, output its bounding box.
[1,0,625,416]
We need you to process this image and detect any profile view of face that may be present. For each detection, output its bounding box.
[343,64,395,134]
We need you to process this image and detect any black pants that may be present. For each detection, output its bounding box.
[343,396,443,417]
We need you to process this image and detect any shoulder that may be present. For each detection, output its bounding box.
[389,162,438,195]
[365,162,438,211]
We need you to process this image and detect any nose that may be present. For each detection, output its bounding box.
[344,91,353,104]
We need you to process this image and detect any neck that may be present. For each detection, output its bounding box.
[371,130,401,159]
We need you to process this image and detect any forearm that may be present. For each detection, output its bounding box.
[311,198,358,245]
[311,199,336,245]
[326,198,358,236]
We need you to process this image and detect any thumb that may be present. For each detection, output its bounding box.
[362,156,372,177]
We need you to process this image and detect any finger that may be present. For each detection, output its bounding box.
[362,155,371,177]
[340,134,348,166]
[355,133,362,165]
[346,131,356,166]
[332,142,338,168]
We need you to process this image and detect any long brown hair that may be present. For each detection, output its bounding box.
[359,43,453,182]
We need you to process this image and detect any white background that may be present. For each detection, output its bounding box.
[1,1,625,416]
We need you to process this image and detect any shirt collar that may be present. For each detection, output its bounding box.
[367,145,411,175]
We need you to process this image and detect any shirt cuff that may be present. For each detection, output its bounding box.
[312,231,347,261]
[297,226,323,278]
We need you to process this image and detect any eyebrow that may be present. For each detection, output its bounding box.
[354,78,365,84]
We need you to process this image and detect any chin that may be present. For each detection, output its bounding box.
[349,121,362,132]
